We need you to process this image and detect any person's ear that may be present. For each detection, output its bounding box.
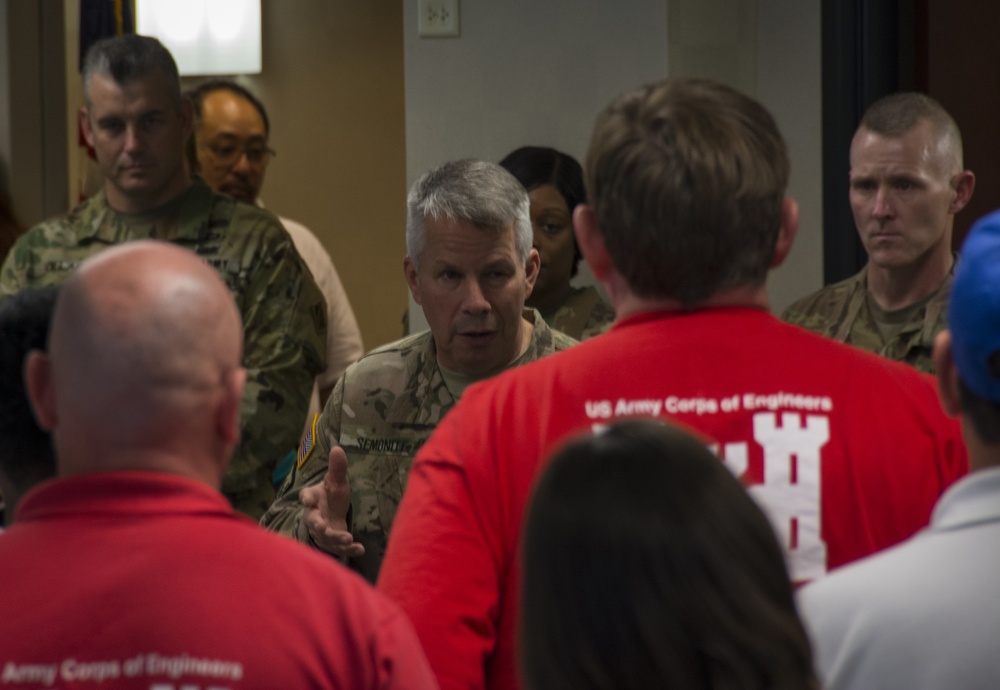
[24,350,57,431]
[573,205,613,281]
[403,256,422,306]
[217,367,246,446]
[523,248,540,297]
[933,331,962,416]
[950,171,975,215]
[79,107,95,149]
[770,197,800,268]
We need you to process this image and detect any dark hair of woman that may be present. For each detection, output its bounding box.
[499,146,585,276]
[520,419,819,690]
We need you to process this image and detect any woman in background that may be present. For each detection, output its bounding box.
[520,420,819,690]
[500,146,613,340]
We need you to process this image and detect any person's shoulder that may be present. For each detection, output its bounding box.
[226,199,286,233]
[772,313,938,386]
[544,286,615,341]
[274,215,315,245]
[21,198,99,243]
[782,269,865,325]
[340,331,434,390]
[569,285,614,319]
[275,215,339,278]
[201,186,289,241]
[799,532,924,624]
[0,203,95,287]
[6,220,72,258]
[551,328,580,351]
[579,287,616,338]
[525,308,579,357]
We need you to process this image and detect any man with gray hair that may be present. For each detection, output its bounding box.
[0,34,327,519]
[783,92,975,373]
[262,159,577,582]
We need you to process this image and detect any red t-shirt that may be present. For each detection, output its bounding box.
[377,308,967,690]
[0,471,438,690]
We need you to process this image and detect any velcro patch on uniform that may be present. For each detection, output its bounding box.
[297,414,319,469]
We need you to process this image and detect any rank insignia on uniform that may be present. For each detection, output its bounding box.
[297,414,318,469]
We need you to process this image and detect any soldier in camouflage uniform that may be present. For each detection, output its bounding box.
[0,35,326,519]
[783,93,974,374]
[543,285,615,340]
[262,159,577,582]
[782,265,951,374]
[500,146,614,340]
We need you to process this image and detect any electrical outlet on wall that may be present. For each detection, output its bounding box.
[418,0,460,38]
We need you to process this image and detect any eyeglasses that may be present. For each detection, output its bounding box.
[204,141,276,167]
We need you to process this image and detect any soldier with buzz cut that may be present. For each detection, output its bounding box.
[782,92,975,374]
[261,159,577,583]
[0,34,327,520]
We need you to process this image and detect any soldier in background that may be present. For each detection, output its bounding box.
[499,146,614,340]
[783,93,975,373]
[261,159,577,582]
[186,80,364,430]
[0,34,326,519]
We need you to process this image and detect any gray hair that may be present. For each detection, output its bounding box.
[406,159,532,268]
[82,34,181,108]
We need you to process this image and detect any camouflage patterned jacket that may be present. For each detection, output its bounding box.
[261,309,577,582]
[0,178,328,518]
[781,265,950,374]
[539,285,615,340]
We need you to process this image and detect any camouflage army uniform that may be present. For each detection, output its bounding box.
[782,265,950,374]
[539,285,614,340]
[0,177,327,518]
[261,309,577,582]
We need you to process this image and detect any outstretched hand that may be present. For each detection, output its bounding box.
[299,445,365,558]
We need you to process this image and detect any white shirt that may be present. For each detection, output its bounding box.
[798,465,1000,690]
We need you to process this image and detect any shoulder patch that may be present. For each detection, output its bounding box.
[297,414,319,468]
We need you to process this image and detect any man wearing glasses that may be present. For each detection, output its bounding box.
[0,35,327,521]
[187,80,364,453]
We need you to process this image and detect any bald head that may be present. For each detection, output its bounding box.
[27,241,246,484]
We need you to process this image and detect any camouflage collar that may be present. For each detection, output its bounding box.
[837,264,953,348]
[82,177,217,244]
[382,309,564,427]
[382,332,456,428]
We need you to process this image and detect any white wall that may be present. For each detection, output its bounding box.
[757,0,823,314]
[403,0,669,331]
[402,0,668,184]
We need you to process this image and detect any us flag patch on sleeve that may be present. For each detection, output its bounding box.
[297,414,319,469]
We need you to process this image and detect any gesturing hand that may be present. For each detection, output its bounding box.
[299,445,365,558]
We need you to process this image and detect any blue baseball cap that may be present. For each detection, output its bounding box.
[950,208,1000,402]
